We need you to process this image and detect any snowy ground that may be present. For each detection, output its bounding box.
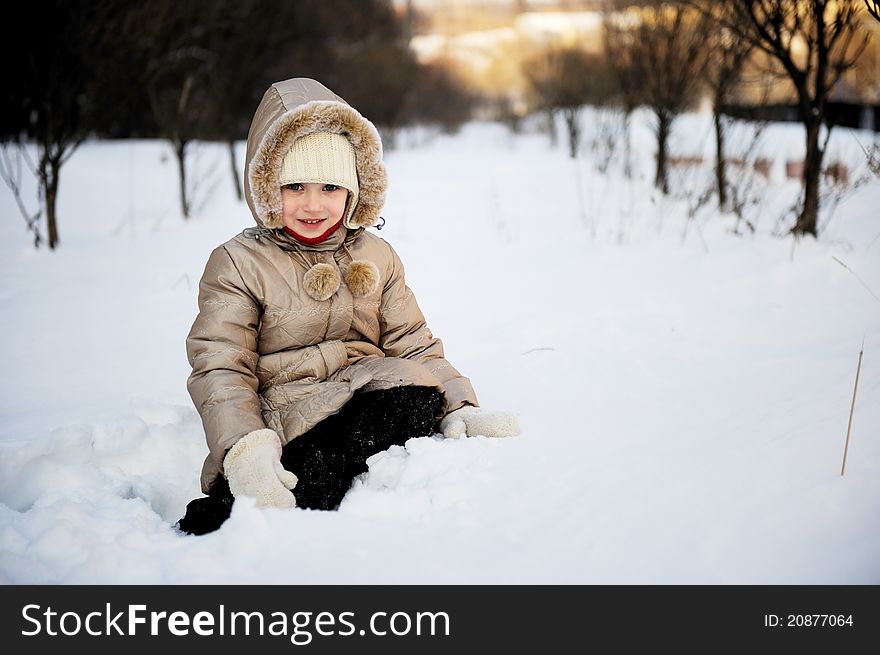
[1,109,878,584]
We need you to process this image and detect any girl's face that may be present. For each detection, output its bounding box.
[281,183,348,238]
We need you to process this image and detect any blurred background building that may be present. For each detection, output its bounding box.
[398,0,880,125]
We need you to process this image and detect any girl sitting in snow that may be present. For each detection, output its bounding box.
[178,78,519,535]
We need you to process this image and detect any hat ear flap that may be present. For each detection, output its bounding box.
[343,191,359,228]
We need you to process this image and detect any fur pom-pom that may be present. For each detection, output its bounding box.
[303,263,341,301]
[345,260,380,297]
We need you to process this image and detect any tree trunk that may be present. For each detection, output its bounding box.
[655,111,670,194]
[564,107,580,159]
[795,119,822,237]
[545,107,557,147]
[380,127,398,151]
[40,153,61,250]
[622,111,632,179]
[175,141,190,219]
[714,104,727,211]
[228,140,242,202]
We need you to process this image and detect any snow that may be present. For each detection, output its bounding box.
[1,109,878,584]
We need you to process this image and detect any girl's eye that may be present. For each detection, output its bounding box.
[285,183,303,191]
[324,184,339,192]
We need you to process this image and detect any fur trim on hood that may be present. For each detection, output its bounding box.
[244,78,387,230]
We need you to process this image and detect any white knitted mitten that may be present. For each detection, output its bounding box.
[223,429,298,509]
[440,406,520,439]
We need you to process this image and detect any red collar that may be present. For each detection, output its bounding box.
[282,218,344,245]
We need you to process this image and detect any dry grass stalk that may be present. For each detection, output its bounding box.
[840,338,864,477]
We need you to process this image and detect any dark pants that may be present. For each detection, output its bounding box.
[177,385,444,535]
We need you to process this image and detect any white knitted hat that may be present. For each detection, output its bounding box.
[278,131,360,226]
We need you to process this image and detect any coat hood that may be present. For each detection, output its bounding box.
[244,78,387,231]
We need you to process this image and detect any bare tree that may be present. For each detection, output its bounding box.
[336,42,420,150]
[200,2,264,202]
[523,48,614,158]
[520,50,560,148]
[1,1,113,249]
[603,10,645,177]
[406,61,477,133]
[134,2,220,219]
[698,3,755,210]
[720,1,870,237]
[0,146,42,247]
[606,4,710,193]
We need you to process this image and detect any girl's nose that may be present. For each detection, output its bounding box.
[303,187,322,212]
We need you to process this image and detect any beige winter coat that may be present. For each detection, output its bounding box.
[186,78,478,492]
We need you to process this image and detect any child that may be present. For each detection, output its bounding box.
[178,78,519,535]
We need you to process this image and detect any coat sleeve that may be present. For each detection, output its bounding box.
[186,245,265,479]
[378,244,479,413]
